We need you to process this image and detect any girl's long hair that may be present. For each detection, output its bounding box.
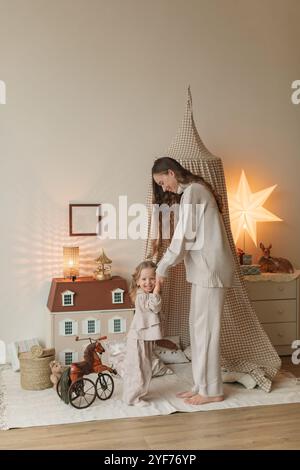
[151,157,223,256]
[129,260,157,303]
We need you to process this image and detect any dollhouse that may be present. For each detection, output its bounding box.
[47,276,134,365]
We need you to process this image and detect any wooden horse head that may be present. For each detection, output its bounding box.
[75,335,107,360]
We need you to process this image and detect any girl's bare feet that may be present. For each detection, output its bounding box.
[133,399,149,407]
[176,391,196,399]
[184,394,224,405]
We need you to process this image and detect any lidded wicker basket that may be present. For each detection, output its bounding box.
[19,349,55,390]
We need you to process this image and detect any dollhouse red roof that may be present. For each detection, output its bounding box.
[47,276,133,312]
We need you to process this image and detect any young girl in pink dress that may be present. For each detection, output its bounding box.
[122,260,162,406]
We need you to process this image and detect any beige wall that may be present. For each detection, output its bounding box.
[1,0,300,345]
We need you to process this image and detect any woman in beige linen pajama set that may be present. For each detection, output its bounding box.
[152,157,235,405]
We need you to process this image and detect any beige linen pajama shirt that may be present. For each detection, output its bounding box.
[123,290,162,405]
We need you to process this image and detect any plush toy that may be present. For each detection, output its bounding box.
[155,339,178,350]
[49,360,64,389]
[259,243,294,273]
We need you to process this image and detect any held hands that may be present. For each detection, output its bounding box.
[153,278,161,295]
[154,276,166,294]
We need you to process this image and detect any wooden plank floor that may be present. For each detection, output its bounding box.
[1,357,300,450]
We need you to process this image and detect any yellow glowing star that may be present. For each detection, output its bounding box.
[228,170,282,246]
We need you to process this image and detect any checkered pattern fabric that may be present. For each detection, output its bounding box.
[144,88,281,392]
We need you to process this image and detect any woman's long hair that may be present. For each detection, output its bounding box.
[129,260,157,303]
[151,157,223,255]
[152,157,223,211]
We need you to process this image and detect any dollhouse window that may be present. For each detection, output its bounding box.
[88,320,96,334]
[108,316,126,334]
[114,292,122,303]
[59,350,79,366]
[64,295,72,305]
[59,318,78,336]
[112,288,124,304]
[82,318,100,335]
[65,321,73,335]
[113,319,121,333]
[65,352,73,365]
[61,290,75,306]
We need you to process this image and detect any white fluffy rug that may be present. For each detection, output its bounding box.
[1,364,300,430]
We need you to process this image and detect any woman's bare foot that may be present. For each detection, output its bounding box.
[176,391,196,399]
[184,394,224,405]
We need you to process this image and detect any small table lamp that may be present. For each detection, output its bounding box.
[63,246,79,281]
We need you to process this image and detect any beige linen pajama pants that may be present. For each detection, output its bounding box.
[189,285,227,397]
[122,339,153,405]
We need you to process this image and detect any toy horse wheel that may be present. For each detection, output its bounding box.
[56,377,62,398]
[96,373,114,400]
[68,378,96,409]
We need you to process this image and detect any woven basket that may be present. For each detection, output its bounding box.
[30,345,55,359]
[19,352,55,390]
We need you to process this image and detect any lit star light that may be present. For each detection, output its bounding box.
[228,170,282,246]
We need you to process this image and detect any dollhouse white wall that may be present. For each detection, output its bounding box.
[50,309,134,366]
[0,0,300,346]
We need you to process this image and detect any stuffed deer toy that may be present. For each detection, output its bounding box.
[258,243,294,273]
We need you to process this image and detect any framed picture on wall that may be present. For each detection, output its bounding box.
[69,204,101,236]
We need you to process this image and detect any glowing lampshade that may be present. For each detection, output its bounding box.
[63,246,79,279]
[228,170,282,246]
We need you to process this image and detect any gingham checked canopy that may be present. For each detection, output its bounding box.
[144,88,281,392]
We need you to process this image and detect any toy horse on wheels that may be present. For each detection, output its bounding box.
[57,336,117,409]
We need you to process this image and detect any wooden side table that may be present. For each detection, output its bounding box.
[244,271,300,355]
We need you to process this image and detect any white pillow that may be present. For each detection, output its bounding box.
[154,336,190,364]
[183,345,192,361]
[105,339,126,357]
[7,338,40,372]
[155,348,190,364]
[221,368,257,389]
[105,340,127,377]
[152,352,174,377]
[105,340,173,378]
